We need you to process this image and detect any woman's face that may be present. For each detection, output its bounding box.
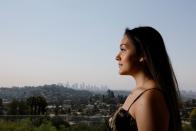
[115,35,140,75]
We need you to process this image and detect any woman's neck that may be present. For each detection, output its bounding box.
[132,71,152,89]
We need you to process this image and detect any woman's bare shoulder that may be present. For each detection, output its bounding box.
[134,87,169,131]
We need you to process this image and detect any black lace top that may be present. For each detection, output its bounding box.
[108,88,162,131]
[108,107,137,131]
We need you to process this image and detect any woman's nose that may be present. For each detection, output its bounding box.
[115,53,120,61]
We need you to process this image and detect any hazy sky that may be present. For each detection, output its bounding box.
[0,0,195,91]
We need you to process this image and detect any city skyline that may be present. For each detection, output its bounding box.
[0,0,195,91]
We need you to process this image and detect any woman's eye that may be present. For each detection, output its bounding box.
[120,48,126,52]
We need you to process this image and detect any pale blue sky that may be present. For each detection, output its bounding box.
[0,0,195,91]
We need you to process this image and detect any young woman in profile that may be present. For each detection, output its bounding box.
[108,26,182,131]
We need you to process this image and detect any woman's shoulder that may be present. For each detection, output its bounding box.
[124,86,163,107]
[134,87,169,130]
[132,80,165,105]
[134,86,166,111]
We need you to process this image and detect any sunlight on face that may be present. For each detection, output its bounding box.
[115,35,139,75]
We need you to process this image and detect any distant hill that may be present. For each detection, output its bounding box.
[0,84,92,104]
[0,84,195,103]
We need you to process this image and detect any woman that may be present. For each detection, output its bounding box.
[108,26,182,131]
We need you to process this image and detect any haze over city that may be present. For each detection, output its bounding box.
[0,0,195,91]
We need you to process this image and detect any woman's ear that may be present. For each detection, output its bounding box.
[139,57,144,62]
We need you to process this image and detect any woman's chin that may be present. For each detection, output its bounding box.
[119,70,127,75]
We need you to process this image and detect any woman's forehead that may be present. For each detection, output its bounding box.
[120,35,132,47]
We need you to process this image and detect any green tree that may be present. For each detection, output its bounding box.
[0,98,3,115]
[36,96,47,115]
[18,100,29,115]
[7,99,19,115]
[0,98,2,107]
[190,108,196,130]
[51,116,70,129]
[7,99,30,116]
[27,96,47,115]
[182,123,192,131]
[35,122,57,131]
[27,96,36,115]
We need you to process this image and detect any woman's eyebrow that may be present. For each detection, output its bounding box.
[120,43,129,47]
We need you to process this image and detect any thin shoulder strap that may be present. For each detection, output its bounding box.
[127,88,162,111]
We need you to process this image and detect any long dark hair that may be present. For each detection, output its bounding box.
[125,26,182,131]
